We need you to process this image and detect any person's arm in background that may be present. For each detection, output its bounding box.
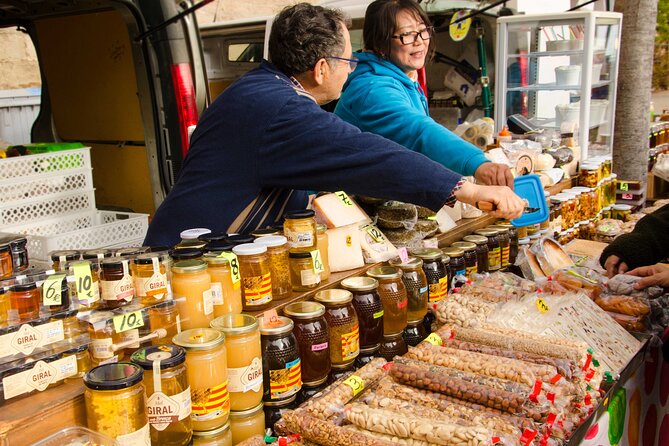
[600,204,669,277]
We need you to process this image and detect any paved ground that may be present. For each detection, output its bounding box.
[652,89,669,116]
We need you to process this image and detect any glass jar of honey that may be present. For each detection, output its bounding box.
[288,252,321,292]
[388,256,428,323]
[229,403,265,445]
[132,253,168,305]
[283,209,317,252]
[82,248,113,263]
[43,273,71,314]
[149,299,181,345]
[462,235,489,274]
[84,363,150,445]
[50,250,80,272]
[474,229,501,272]
[64,344,92,381]
[0,243,13,280]
[403,319,427,347]
[99,258,134,309]
[192,422,232,446]
[442,247,466,278]
[87,311,124,366]
[378,332,408,361]
[210,314,263,411]
[314,289,360,366]
[131,345,193,446]
[316,224,331,281]
[258,315,302,402]
[283,301,331,386]
[488,226,510,268]
[411,248,447,304]
[51,308,82,348]
[232,244,273,311]
[341,276,383,351]
[173,328,230,431]
[172,260,214,331]
[253,236,291,300]
[8,282,41,321]
[203,253,243,317]
[0,286,9,325]
[8,237,28,274]
[67,260,101,310]
[365,266,408,335]
[450,242,477,279]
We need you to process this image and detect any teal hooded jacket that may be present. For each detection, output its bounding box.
[334,51,489,177]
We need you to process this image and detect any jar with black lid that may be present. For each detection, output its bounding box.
[115,246,149,257]
[474,229,501,272]
[0,243,12,280]
[9,237,28,273]
[227,234,255,246]
[170,248,205,262]
[251,228,281,238]
[198,232,229,244]
[258,315,301,402]
[283,301,331,386]
[264,395,297,436]
[450,242,477,279]
[340,276,383,351]
[50,250,81,272]
[328,362,356,385]
[463,235,488,273]
[314,289,360,366]
[403,319,427,347]
[442,247,465,277]
[99,258,134,309]
[8,281,41,321]
[411,248,447,304]
[283,209,317,252]
[489,226,510,268]
[378,333,408,361]
[82,248,113,262]
[388,256,428,323]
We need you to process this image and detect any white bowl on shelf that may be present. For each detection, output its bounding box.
[555,99,609,128]
[555,65,581,85]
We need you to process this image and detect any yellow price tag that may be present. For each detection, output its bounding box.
[311,250,325,274]
[366,225,385,243]
[536,298,550,314]
[425,333,443,346]
[619,182,629,191]
[218,251,241,285]
[73,262,94,302]
[42,274,65,306]
[343,375,365,396]
[113,310,145,333]
[427,215,437,221]
[335,191,354,207]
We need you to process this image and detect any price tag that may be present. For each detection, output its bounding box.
[113,310,145,333]
[425,333,442,346]
[535,298,550,313]
[311,250,325,274]
[263,309,283,328]
[73,262,94,302]
[366,225,385,243]
[335,190,354,207]
[343,375,365,396]
[398,247,409,263]
[427,215,437,221]
[42,274,65,306]
[217,252,241,285]
[619,182,629,191]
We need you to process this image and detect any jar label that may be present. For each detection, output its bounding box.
[191,381,230,421]
[465,265,477,278]
[116,422,151,446]
[242,273,273,306]
[100,274,134,302]
[147,388,191,431]
[90,337,114,359]
[2,354,77,400]
[501,246,510,268]
[341,324,360,360]
[300,268,320,286]
[269,358,302,399]
[428,283,442,303]
[203,288,215,315]
[312,342,328,352]
[118,328,140,349]
[438,276,448,299]
[228,356,263,393]
[284,228,315,248]
[488,247,501,271]
[3,320,64,358]
[210,282,224,305]
[136,272,167,300]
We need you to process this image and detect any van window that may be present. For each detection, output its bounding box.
[228,42,263,62]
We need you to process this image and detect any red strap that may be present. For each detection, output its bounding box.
[491,436,501,445]
[546,412,557,428]
[519,429,538,446]
[582,353,593,371]
[550,373,563,384]
[529,380,543,403]
[546,392,556,404]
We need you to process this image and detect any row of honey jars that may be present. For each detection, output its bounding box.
[1,275,69,323]
[0,237,28,281]
[410,248,448,303]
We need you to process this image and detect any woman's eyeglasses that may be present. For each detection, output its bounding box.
[325,56,359,70]
[392,27,434,45]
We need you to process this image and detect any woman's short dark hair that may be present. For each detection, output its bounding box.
[269,3,351,78]
[363,0,435,60]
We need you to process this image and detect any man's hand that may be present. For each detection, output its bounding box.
[474,162,514,189]
[604,254,629,278]
[454,181,525,220]
[627,263,669,290]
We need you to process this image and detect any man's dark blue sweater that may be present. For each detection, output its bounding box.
[144,61,462,246]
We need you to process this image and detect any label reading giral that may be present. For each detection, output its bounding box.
[228,357,263,393]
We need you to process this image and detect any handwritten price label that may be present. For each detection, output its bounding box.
[263,309,283,328]
[366,225,385,243]
[113,310,145,333]
[42,274,65,306]
[535,298,550,314]
[343,375,365,396]
[73,262,94,302]
[425,333,443,346]
[335,191,354,207]
[398,247,409,263]
[217,252,241,285]
[311,250,325,274]
[619,182,628,191]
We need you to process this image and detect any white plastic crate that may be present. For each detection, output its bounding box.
[0,147,91,183]
[0,189,96,226]
[0,169,94,204]
[1,210,149,260]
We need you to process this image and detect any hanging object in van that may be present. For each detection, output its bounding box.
[449,10,472,42]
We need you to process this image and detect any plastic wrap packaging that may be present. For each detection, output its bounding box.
[345,403,501,446]
[383,228,424,250]
[343,425,434,446]
[606,311,648,332]
[607,274,664,299]
[236,436,267,446]
[482,324,589,355]
[595,294,651,317]
[281,409,394,446]
[376,202,418,230]
[460,272,538,302]
[434,293,495,327]
[649,295,669,333]
[551,268,605,300]
[301,357,387,420]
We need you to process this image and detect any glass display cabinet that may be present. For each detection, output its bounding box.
[494,11,622,160]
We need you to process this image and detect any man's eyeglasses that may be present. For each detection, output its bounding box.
[325,56,359,70]
[392,27,434,45]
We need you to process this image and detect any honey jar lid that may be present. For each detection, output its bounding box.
[314,288,353,304]
[175,240,208,250]
[210,314,259,335]
[232,243,267,256]
[388,256,423,269]
[229,402,264,418]
[227,234,256,245]
[474,228,497,237]
[198,232,228,243]
[462,235,488,245]
[283,301,325,319]
[192,421,231,438]
[263,394,297,407]
[114,247,148,257]
[180,228,212,240]
[173,328,225,350]
[171,259,207,273]
[442,247,465,258]
[170,247,205,261]
[410,248,443,261]
[288,251,312,259]
[251,227,281,237]
[84,362,144,391]
[99,257,131,269]
[203,252,232,265]
[340,276,378,292]
[253,235,287,248]
[257,315,294,335]
[133,253,163,265]
[0,243,9,252]
[204,240,236,253]
[451,241,476,252]
[488,225,510,234]
[366,266,402,280]
[81,249,113,260]
[284,209,315,219]
[9,281,37,292]
[131,345,186,370]
[49,250,80,262]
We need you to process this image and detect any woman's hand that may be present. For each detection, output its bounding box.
[627,263,669,290]
[474,162,514,189]
[604,254,629,278]
[454,181,525,220]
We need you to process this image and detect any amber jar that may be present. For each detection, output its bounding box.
[84,363,150,444]
[264,396,296,436]
[316,224,331,281]
[87,311,123,366]
[378,333,408,361]
[388,257,428,323]
[0,286,9,325]
[496,223,519,266]
[82,248,113,267]
[50,308,81,348]
[99,258,134,309]
[172,260,214,331]
[474,229,501,272]
[132,253,168,305]
[403,319,427,347]
[412,248,447,304]
[8,282,40,321]
[9,238,28,273]
[253,236,291,300]
[131,345,193,446]
[203,253,243,317]
[488,226,510,268]
[67,260,101,310]
[451,242,477,279]
[192,422,232,446]
[463,235,488,274]
[149,300,181,345]
[233,244,273,311]
[365,266,408,335]
[283,209,317,252]
[50,250,80,272]
[284,301,331,386]
[288,252,320,292]
[258,315,301,402]
[0,243,13,280]
[314,289,360,366]
[341,276,383,351]
[229,402,265,445]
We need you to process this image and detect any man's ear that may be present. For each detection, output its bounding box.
[312,58,329,86]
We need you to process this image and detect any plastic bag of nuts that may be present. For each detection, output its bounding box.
[434,294,493,327]
[343,425,433,446]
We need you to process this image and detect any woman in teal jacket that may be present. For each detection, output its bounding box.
[335,0,512,187]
